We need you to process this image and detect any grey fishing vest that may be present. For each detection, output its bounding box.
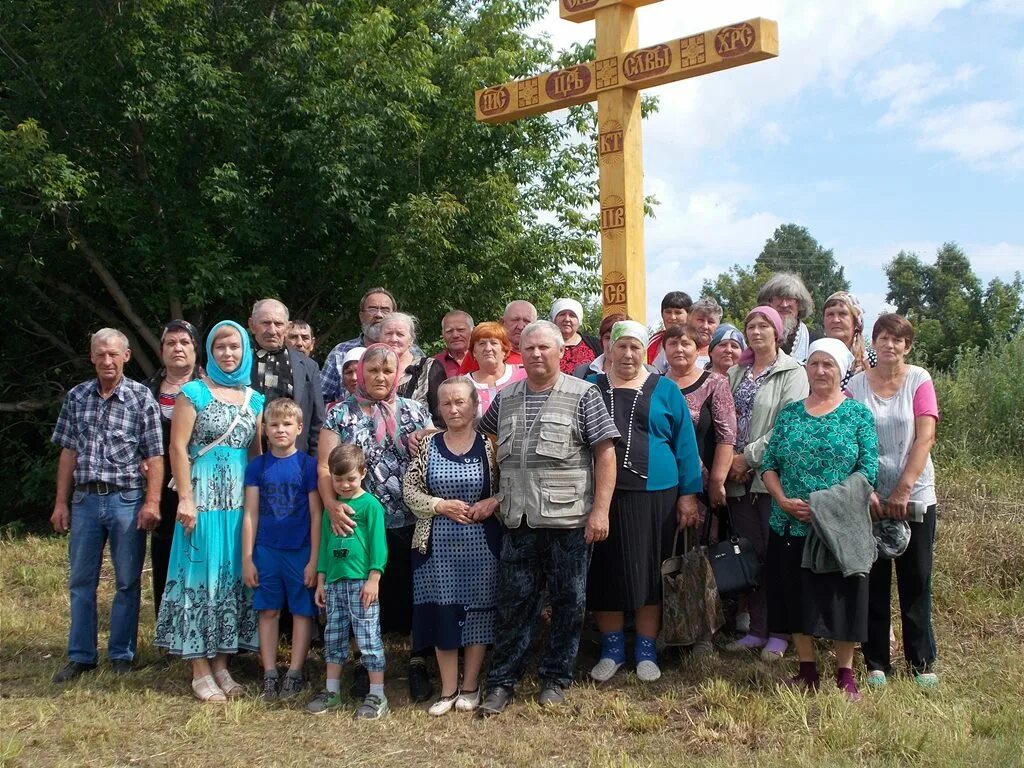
[495,373,595,529]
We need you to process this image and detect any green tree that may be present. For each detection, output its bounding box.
[701,223,850,326]
[884,243,1021,370]
[0,0,604,523]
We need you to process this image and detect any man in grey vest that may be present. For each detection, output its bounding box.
[475,320,618,716]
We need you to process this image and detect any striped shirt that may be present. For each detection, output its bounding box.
[51,377,164,489]
[847,366,939,505]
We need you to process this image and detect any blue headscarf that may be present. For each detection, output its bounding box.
[708,323,746,354]
[205,320,252,387]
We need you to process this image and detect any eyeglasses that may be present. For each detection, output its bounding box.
[361,305,392,314]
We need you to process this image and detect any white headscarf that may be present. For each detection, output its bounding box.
[807,338,855,385]
[610,320,650,349]
[550,298,584,324]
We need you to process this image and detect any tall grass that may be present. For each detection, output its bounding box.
[931,333,1024,462]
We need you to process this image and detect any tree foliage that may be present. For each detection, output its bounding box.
[701,224,850,326]
[0,0,605,523]
[884,243,1022,370]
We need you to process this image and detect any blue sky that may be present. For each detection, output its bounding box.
[529,0,1024,325]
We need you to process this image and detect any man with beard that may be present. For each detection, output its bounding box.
[756,273,821,363]
[320,287,423,403]
[249,299,325,454]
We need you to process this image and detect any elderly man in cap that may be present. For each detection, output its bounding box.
[550,298,601,375]
[757,273,821,363]
[475,320,618,716]
[249,298,325,454]
[50,328,164,683]
[500,300,538,365]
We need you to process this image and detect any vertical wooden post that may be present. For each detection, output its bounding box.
[595,5,646,323]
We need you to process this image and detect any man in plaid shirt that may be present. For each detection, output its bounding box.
[50,328,165,684]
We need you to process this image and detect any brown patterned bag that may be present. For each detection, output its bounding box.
[659,528,724,647]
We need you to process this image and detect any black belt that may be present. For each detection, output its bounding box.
[77,481,121,495]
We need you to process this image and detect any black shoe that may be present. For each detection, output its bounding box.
[52,661,97,684]
[476,686,514,718]
[111,659,133,675]
[408,660,433,703]
[537,682,566,707]
[350,662,370,700]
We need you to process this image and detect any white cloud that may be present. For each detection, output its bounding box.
[865,62,979,126]
[917,100,1024,169]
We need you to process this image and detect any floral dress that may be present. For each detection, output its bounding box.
[155,380,264,659]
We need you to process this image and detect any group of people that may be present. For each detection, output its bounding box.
[48,271,941,720]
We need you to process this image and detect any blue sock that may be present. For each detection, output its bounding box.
[635,635,658,665]
[600,631,626,663]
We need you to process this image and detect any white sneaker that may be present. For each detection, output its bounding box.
[635,660,661,682]
[590,657,623,682]
[455,688,481,712]
[427,690,460,717]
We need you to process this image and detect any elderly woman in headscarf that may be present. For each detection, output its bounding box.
[318,343,436,702]
[155,320,265,702]
[823,291,876,389]
[757,272,821,363]
[550,298,601,375]
[725,306,808,658]
[145,320,203,621]
[586,321,703,683]
[760,338,878,700]
[707,324,745,377]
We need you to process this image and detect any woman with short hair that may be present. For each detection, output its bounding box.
[761,338,879,700]
[155,321,265,702]
[144,320,203,621]
[848,313,940,688]
[379,312,446,424]
[586,321,703,683]
[463,322,526,417]
[724,306,808,658]
[687,297,723,369]
[404,377,501,715]
[550,298,601,375]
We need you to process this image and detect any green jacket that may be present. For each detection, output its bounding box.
[726,351,808,496]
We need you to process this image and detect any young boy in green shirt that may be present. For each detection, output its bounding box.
[306,444,388,719]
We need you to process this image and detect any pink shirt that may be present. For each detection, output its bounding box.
[470,364,526,418]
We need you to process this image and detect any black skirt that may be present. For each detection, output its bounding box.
[766,529,869,643]
[380,525,415,638]
[586,487,678,612]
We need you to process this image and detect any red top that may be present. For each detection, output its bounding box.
[433,350,465,379]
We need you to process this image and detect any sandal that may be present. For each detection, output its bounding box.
[213,669,245,698]
[192,675,227,703]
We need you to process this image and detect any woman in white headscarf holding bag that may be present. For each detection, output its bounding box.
[550,298,601,375]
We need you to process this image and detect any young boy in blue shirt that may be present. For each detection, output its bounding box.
[305,443,388,719]
[242,397,321,701]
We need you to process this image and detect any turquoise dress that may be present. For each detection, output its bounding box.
[155,380,265,659]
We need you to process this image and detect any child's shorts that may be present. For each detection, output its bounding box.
[252,544,317,616]
[323,580,384,672]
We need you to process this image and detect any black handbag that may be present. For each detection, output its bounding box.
[702,505,762,597]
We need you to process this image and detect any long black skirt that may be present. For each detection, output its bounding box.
[586,487,677,612]
[766,529,869,643]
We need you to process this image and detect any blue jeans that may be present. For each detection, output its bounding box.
[487,527,590,689]
[67,487,147,664]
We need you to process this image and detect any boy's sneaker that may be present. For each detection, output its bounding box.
[306,689,344,715]
[261,673,280,702]
[279,672,304,701]
[353,693,389,720]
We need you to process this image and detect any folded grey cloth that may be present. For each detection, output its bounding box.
[873,518,912,559]
[802,472,876,577]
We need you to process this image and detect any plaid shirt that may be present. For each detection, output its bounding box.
[319,335,424,403]
[51,376,164,489]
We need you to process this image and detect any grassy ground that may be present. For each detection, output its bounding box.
[2,466,1022,768]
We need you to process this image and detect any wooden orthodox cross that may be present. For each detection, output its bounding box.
[475,1,779,323]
